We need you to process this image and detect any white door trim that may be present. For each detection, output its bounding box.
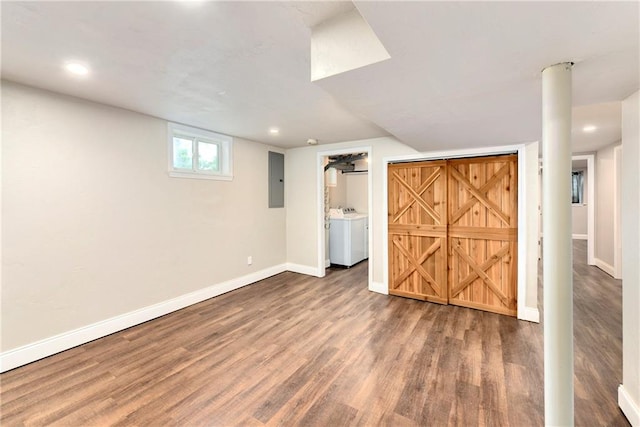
[572,154,596,266]
[613,145,622,279]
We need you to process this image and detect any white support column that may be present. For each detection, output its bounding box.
[542,62,574,426]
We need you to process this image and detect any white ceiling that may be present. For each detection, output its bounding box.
[1,1,637,153]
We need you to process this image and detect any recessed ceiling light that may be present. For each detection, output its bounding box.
[65,62,89,76]
[269,128,280,135]
[582,125,597,133]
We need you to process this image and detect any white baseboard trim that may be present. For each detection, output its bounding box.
[595,258,616,277]
[369,281,388,295]
[619,385,640,427]
[285,263,321,278]
[518,306,540,323]
[325,258,330,268]
[0,264,287,373]
[572,233,588,240]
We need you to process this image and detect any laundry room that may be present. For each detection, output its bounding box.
[323,152,369,269]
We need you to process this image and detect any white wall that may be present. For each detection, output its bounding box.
[286,137,417,283]
[524,142,541,316]
[572,167,588,237]
[595,142,620,271]
[620,90,640,426]
[345,162,368,213]
[1,81,286,354]
[327,161,367,213]
[286,138,539,322]
[327,168,347,208]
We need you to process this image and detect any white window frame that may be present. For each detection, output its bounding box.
[168,122,233,181]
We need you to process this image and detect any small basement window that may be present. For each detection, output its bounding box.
[168,122,233,180]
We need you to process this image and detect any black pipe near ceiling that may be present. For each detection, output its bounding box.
[324,153,368,171]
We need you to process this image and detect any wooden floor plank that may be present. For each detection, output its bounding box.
[0,242,630,426]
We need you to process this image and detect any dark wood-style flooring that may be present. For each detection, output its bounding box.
[0,241,629,426]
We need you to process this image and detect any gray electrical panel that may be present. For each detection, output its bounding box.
[268,151,284,208]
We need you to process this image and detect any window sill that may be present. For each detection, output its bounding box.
[169,171,233,181]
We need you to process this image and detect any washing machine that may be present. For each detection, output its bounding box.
[329,208,368,267]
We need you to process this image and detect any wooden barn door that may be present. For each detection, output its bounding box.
[388,161,448,303]
[447,155,518,316]
[387,154,518,317]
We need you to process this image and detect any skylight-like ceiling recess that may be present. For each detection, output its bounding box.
[310,5,390,81]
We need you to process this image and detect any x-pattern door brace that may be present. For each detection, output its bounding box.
[391,168,442,224]
[449,164,510,226]
[392,237,442,296]
[450,241,511,306]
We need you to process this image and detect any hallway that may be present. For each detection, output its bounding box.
[568,240,627,425]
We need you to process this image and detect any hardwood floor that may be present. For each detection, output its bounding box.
[0,241,629,426]
[570,241,628,426]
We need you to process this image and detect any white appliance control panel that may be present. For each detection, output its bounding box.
[329,207,357,218]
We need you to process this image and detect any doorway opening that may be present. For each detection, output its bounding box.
[317,147,372,289]
[571,154,595,265]
[538,154,596,266]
